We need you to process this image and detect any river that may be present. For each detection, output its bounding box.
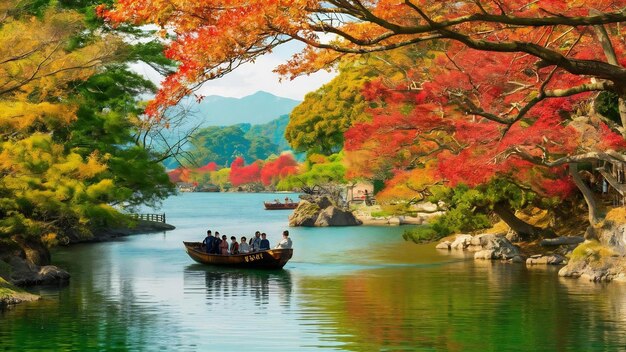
[1,193,626,351]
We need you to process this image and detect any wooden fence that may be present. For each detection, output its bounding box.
[130,213,166,223]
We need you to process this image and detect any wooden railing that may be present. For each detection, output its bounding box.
[130,213,166,223]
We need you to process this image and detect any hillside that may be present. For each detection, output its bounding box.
[185,91,300,126]
[244,114,291,151]
[161,92,300,169]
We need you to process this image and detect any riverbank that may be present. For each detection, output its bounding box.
[433,207,626,283]
[85,219,176,243]
[352,203,442,226]
[0,219,176,307]
[0,277,39,308]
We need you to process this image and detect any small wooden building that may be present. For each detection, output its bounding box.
[595,161,626,206]
[176,182,196,192]
[346,181,375,205]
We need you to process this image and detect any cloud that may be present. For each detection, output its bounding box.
[130,41,336,100]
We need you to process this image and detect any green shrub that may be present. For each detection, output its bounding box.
[403,226,443,243]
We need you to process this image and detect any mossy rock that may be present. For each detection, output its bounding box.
[569,240,616,264]
[289,201,322,227]
[0,277,39,307]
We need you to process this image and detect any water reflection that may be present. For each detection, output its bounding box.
[295,262,626,352]
[184,265,293,309]
[4,193,626,351]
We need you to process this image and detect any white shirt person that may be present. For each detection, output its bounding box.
[274,230,293,249]
[239,236,251,254]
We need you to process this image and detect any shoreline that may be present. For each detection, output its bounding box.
[357,215,423,226]
[0,219,176,308]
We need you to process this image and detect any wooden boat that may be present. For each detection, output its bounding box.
[263,201,299,210]
[183,242,293,269]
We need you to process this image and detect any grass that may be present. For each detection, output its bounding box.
[0,277,39,306]
[402,226,443,244]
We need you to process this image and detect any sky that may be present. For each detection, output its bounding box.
[131,41,337,101]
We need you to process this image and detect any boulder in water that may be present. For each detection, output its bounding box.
[314,206,362,227]
[289,196,361,227]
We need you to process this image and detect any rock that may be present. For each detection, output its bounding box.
[290,196,361,227]
[600,225,626,255]
[388,217,401,226]
[554,244,577,256]
[442,233,520,260]
[505,228,523,243]
[559,258,626,282]
[435,241,451,250]
[450,235,473,250]
[511,255,525,263]
[288,201,321,227]
[314,206,362,227]
[558,210,626,282]
[473,234,520,259]
[540,236,584,247]
[316,196,333,210]
[8,256,70,286]
[474,250,495,260]
[0,278,39,308]
[413,202,439,213]
[37,266,71,285]
[526,254,567,265]
[559,240,626,282]
[399,216,422,225]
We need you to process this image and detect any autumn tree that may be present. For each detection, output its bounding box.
[102,0,626,232]
[0,0,175,247]
[0,3,121,243]
[260,153,299,186]
[229,157,262,188]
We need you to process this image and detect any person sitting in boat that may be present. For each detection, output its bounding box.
[249,231,261,252]
[212,232,222,254]
[220,234,229,255]
[274,199,280,204]
[275,230,293,249]
[202,230,213,253]
[239,236,250,254]
[259,233,270,251]
[229,236,240,255]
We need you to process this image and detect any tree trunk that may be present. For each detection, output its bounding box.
[569,162,600,226]
[492,202,541,239]
[591,18,626,138]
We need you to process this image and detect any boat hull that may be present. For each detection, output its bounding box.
[183,242,293,269]
[263,202,298,210]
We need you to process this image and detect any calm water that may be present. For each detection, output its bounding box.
[2,193,626,351]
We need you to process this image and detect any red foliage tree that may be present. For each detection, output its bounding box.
[103,0,626,228]
[260,153,299,186]
[197,161,218,172]
[346,45,625,229]
[229,157,262,187]
[167,168,191,183]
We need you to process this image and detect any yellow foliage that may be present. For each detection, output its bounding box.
[0,10,121,102]
[41,233,59,247]
[86,179,115,199]
[603,207,626,223]
[77,153,108,179]
[0,102,76,132]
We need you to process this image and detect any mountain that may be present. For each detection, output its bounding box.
[185,91,301,126]
[244,114,291,151]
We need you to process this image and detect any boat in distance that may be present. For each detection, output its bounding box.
[263,201,299,210]
[183,242,293,269]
